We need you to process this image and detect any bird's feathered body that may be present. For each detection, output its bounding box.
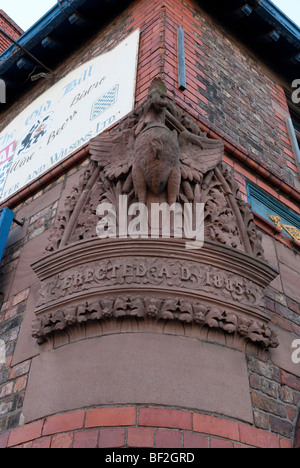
[89,78,224,204]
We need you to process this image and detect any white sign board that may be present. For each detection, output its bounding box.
[0,30,140,202]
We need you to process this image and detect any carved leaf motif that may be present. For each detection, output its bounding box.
[113,297,129,318]
[247,321,270,347]
[178,300,194,323]
[206,308,223,328]
[89,302,103,320]
[32,295,279,350]
[222,312,238,334]
[203,180,243,250]
[160,297,179,320]
[129,297,145,317]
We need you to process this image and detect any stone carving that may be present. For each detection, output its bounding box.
[33,79,279,352]
[90,78,223,205]
[46,164,94,251]
[45,78,264,259]
[32,295,279,349]
[36,257,264,308]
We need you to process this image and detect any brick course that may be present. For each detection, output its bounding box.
[0,405,295,448]
[85,407,137,428]
[0,9,23,54]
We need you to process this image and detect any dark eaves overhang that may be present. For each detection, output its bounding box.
[0,0,132,105]
[0,0,299,103]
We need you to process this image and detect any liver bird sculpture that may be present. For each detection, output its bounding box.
[89,78,224,204]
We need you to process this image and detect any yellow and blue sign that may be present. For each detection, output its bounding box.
[247,181,300,240]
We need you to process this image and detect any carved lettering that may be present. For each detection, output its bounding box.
[37,257,264,308]
[213,274,224,288]
[180,266,191,281]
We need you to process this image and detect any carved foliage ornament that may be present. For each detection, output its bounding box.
[46,78,264,258]
[32,295,279,349]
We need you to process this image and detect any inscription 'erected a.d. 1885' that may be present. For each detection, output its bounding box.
[38,257,263,308]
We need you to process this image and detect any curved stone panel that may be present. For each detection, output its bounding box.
[22,333,253,424]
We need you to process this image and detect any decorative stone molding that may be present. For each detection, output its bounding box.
[32,237,278,349]
[32,293,278,349]
[36,256,264,309]
[31,79,279,350]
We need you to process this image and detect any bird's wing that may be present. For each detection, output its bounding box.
[89,129,134,180]
[179,130,224,181]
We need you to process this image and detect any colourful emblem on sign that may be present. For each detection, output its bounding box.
[90,85,119,121]
[17,112,54,156]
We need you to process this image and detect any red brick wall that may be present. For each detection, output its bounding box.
[0,10,23,54]
[129,0,300,248]
[0,406,293,448]
[295,413,300,448]
[131,0,299,192]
